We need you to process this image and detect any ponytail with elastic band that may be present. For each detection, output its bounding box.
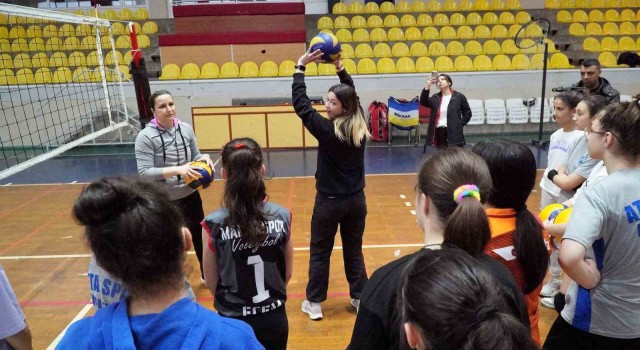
[453,184,481,204]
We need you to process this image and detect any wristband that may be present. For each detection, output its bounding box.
[294,64,306,72]
[547,169,558,181]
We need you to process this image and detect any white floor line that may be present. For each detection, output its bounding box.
[399,194,406,199]
[47,303,93,350]
[404,201,412,207]
[410,210,416,216]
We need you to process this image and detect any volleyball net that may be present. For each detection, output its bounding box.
[0,3,131,180]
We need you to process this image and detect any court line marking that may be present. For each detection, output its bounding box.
[46,303,92,350]
[404,201,412,207]
[399,194,406,199]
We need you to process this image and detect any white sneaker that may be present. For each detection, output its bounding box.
[302,300,323,320]
[540,296,555,309]
[540,278,562,297]
[351,298,360,313]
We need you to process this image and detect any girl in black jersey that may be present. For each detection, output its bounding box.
[202,138,293,350]
[293,49,371,320]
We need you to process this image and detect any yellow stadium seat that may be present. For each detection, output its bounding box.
[556,10,571,23]
[115,35,130,49]
[351,16,367,29]
[492,54,511,70]
[446,41,465,55]
[545,38,559,52]
[352,28,370,42]
[604,10,619,22]
[333,3,347,14]
[511,54,531,69]
[506,0,521,9]
[109,22,125,36]
[366,15,383,28]
[620,9,635,22]
[598,52,619,67]
[499,11,516,24]
[41,24,57,38]
[377,57,397,73]
[356,43,375,58]
[549,53,572,68]
[531,53,547,69]
[220,62,240,78]
[67,51,86,67]
[415,56,435,72]
[258,60,278,77]
[619,22,635,35]
[334,16,350,29]
[483,40,502,54]
[589,10,604,22]
[335,29,353,43]
[490,0,506,10]
[515,11,530,24]
[590,0,605,6]
[519,39,538,53]
[396,57,416,73]
[9,26,26,39]
[380,2,396,13]
[13,53,31,69]
[160,64,180,80]
[71,67,88,82]
[0,38,7,52]
[137,35,150,48]
[104,51,123,67]
[483,12,499,25]
[342,58,357,73]
[348,2,364,14]
[422,27,439,40]
[142,21,158,35]
[363,2,380,14]
[427,0,442,12]
[405,27,422,40]
[429,41,447,56]
[575,0,589,6]
[572,10,588,22]
[100,9,117,20]
[0,27,7,39]
[410,42,429,56]
[31,53,48,68]
[434,14,449,26]
[26,25,41,38]
[52,67,72,83]
[416,14,433,26]
[502,39,519,54]
[373,43,392,57]
[459,0,475,10]
[44,37,62,51]
[457,25,474,39]
[454,55,474,71]
[63,36,81,50]
[127,22,142,35]
[370,28,388,41]
[621,0,635,6]
[604,0,620,6]
[602,22,619,35]
[508,24,522,37]
[10,38,27,52]
[450,12,466,25]
[444,0,458,11]
[396,1,411,13]
[58,23,75,37]
[559,0,576,7]
[600,36,618,51]
[435,56,455,71]
[81,36,97,49]
[475,0,491,10]
[278,60,295,77]
[239,61,259,78]
[412,0,428,12]
[618,36,636,50]
[15,68,34,84]
[491,24,509,38]
[28,38,44,52]
[392,42,410,57]
[34,67,52,84]
[356,58,377,74]
[465,40,483,55]
[439,26,456,39]
[474,25,492,39]
[133,8,149,20]
[86,51,99,66]
[341,44,355,58]
[400,14,416,27]
[318,62,336,75]
[525,24,542,36]
[75,24,92,37]
[0,69,16,85]
[569,23,586,36]
[384,15,400,27]
[119,8,133,20]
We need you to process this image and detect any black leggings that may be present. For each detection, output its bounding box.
[227,306,289,350]
[174,191,204,277]
[543,316,640,350]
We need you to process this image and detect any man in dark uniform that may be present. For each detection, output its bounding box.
[571,58,620,104]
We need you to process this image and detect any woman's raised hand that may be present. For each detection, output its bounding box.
[298,48,324,66]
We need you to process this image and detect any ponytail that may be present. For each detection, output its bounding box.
[466,312,539,350]
[221,138,267,244]
[444,186,491,256]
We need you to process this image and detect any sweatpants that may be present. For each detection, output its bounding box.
[174,190,205,277]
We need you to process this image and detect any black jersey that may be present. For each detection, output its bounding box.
[202,202,291,317]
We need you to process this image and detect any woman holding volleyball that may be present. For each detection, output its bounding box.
[293,47,371,320]
[135,90,213,281]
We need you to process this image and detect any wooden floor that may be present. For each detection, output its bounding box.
[0,173,557,349]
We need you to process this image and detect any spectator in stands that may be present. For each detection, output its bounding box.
[420,73,472,149]
[0,263,32,350]
[571,59,620,104]
[543,97,640,349]
[398,248,539,350]
[348,148,529,350]
[58,176,263,350]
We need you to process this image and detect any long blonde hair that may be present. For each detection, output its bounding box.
[329,84,371,147]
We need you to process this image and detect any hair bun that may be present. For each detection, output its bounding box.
[73,178,135,226]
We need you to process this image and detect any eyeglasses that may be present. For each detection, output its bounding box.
[584,129,606,137]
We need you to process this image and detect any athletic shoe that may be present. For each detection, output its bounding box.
[351,298,360,313]
[540,278,562,297]
[540,296,555,309]
[302,300,323,320]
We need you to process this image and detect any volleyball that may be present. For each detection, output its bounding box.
[553,207,573,224]
[539,203,567,222]
[185,161,213,190]
[310,32,342,63]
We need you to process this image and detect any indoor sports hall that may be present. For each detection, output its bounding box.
[1,0,639,348]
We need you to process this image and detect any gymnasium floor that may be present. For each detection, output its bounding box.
[0,142,556,349]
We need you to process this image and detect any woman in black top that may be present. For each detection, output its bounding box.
[292,49,371,320]
[420,73,472,150]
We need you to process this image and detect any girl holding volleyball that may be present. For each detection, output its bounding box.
[202,138,293,350]
[293,48,371,320]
